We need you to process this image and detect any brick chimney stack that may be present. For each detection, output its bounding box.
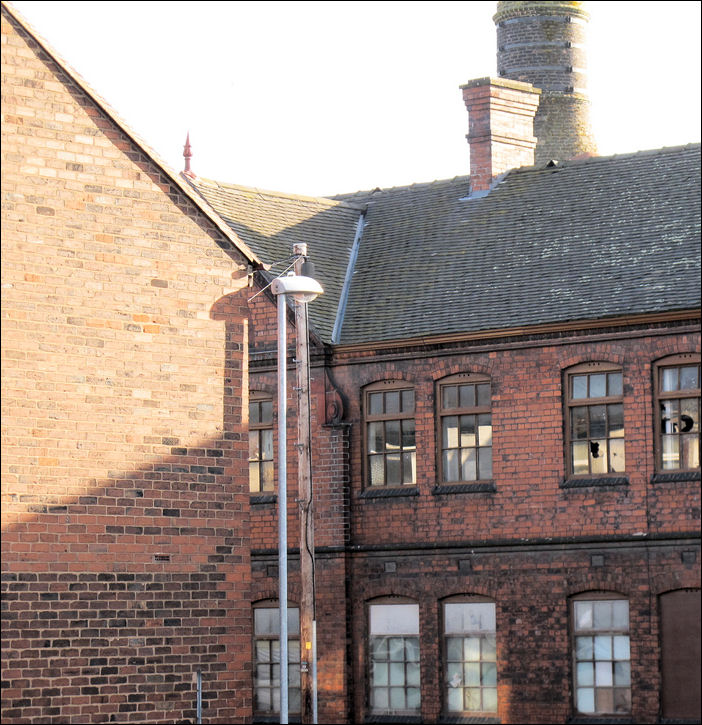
[461,77,541,195]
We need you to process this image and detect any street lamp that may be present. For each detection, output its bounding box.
[271,272,323,725]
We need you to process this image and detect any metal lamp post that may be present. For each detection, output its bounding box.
[270,272,323,725]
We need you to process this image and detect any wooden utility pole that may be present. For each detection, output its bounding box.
[293,244,317,723]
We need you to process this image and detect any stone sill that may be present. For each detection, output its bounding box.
[250,494,277,505]
[359,486,419,499]
[561,476,629,489]
[651,470,701,484]
[433,482,497,495]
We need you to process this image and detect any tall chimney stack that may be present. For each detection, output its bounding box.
[494,1,597,164]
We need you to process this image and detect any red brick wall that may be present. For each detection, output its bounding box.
[1,8,252,722]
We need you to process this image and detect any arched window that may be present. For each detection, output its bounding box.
[253,601,300,716]
[437,374,492,483]
[565,363,625,476]
[571,593,630,715]
[368,598,421,714]
[654,355,700,472]
[442,596,497,715]
[249,393,274,493]
[364,382,416,487]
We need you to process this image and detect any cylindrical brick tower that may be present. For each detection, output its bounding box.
[494,1,597,164]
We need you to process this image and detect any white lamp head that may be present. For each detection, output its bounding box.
[271,274,323,303]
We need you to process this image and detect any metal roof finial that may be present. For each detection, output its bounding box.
[183,132,195,178]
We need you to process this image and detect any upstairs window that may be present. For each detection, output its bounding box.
[249,394,274,493]
[365,383,416,487]
[438,375,492,482]
[572,596,631,715]
[655,357,700,472]
[566,365,625,476]
[368,601,421,715]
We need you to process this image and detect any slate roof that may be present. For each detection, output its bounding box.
[190,143,701,346]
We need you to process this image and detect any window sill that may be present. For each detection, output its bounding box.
[365,716,422,724]
[651,470,701,484]
[567,718,631,725]
[561,476,629,489]
[360,486,419,499]
[250,494,277,505]
[433,481,496,495]
[439,716,501,724]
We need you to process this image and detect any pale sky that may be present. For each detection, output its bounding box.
[9,1,702,197]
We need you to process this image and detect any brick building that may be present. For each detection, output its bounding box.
[2,2,700,725]
[1,3,260,722]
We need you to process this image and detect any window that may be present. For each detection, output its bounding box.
[249,394,274,493]
[369,602,421,714]
[438,376,492,482]
[572,596,630,715]
[655,358,700,471]
[253,603,300,715]
[566,365,625,476]
[365,384,416,487]
[444,598,497,714]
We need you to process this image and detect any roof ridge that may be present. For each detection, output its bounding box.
[333,175,471,199]
[193,176,366,212]
[0,0,261,266]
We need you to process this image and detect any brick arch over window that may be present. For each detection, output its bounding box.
[558,350,627,370]
[430,360,494,382]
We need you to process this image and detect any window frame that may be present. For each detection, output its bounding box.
[249,392,275,494]
[441,595,498,717]
[570,592,631,717]
[436,374,493,484]
[363,381,417,489]
[252,600,301,717]
[653,354,701,474]
[564,363,626,478]
[367,598,421,716]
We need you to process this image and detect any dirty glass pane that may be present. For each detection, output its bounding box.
[577,687,595,713]
[288,687,300,712]
[407,662,420,687]
[661,435,679,469]
[482,662,497,686]
[477,383,490,407]
[460,415,476,447]
[662,367,678,392]
[368,422,384,454]
[459,384,475,408]
[609,439,625,472]
[576,636,593,659]
[369,392,383,415]
[478,414,492,446]
[608,372,623,396]
[256,641,271,663]
[405,638,420,661]
[255,608,278,635]
[261,461,274,490]
[661,400,679,433]
[386,391,400,414]
[444,450,459,482]
[594,635,612,660]
[406,688,420,710]
[572,407,589,439]
[386,420,400,450]
[386,454,401,484]
[590,374,607,398]
[447,687,462,711]
[464,662,480,686]
[370,605,419,635]
[262,429,273,459]
[572,442,589,474]
[444,417,458,449]
[593,601,612,629]
[261,400,273,423]
[613,635,629,660]
[249,432,260,460]
[447,637,463,661]
[590,406,606,438]
[596,661,613,686]
[256,686,271,711]
[389,687,405,709]
[590,440,607,474]
[608,405,624,437]
[389,662,405,685]
[575,602,593,631]
[680,365,699,390]
[681,398,699,431]
[572,375,588,399]
[613,688,631,712]
[611,601,628,628]
[595,688,613,713]
[250,401,260,424]
[464,637,480,661]
[249,464,260,493]
[577,662,594,686]
[443,385,458,409]
[372,689,388,710]
[682,434,700,468]
[371,637,388,659]
[373,662,388,685]
[461,448,477,481]
[614,661,630,686]
[465,688,481,710]
[402,389,414,412]
[483,634,497,660]
[478,448,492,480]
[402,452,416,484]
[389,638,405,661]
[483,687,498,712]
[402,419,415,449]
[369,455,385,485]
